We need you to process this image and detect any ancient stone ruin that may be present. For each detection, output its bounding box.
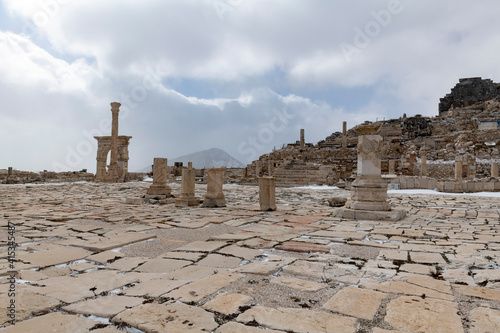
[175,162,200,207]
[202,168,226,207]
[94,102,132,182]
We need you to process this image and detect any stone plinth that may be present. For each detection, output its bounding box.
[147,158,172,198]
[335,124,405,221]
[259,177,277,211]
[492,162,499,178]
[175,168,200,207]
[202,168,226,208]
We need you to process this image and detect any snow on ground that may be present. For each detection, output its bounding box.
[389,189,500,198]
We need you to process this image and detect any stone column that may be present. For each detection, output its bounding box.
[492,162,499,178]
[455,157,463,180]
[268,160,274,176]
[388,160,396,175]
[300,129,305,147]
[6,167,14,184]
[107,102,122,181]
[346,124,390,211]
[342,121,347,148]
[147,158,172,197]
[175,167,200,207]
[256,160,261,178]
[202,168,226,207]
[420,155,427,177]
[188,162,193,169]
[259,177,277,211]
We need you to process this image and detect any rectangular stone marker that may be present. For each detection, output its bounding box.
[420,155,427,177]
[455,160,463,180]
[259,177,277,211]
[492,162,499,178]
[388,160,396,175]
[175,167,200,207]
[202,168,226,207]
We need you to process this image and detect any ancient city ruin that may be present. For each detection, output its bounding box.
[2,77,500,332]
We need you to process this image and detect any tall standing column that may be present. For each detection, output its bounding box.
[175,163,200,207]
[107,102,122,181]
[300,129,305,147]
[420,155,427,177]
[342,121,347,148]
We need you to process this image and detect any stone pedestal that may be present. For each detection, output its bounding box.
[492,162,499,178]
[175,168,200,207]
[335,123,405,221]
[147,158,172,198]
[259,177,277,211]
[202,168,226,208]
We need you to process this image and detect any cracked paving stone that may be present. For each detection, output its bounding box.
[1,312,96,333]
[63,295,144,317]
[202,292,253,316]
[322,286,386,320]
[470,307,500,333]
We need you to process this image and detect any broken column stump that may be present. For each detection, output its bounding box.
[175,165,200,207]
[202,168,226,208]
[259,176,277,211]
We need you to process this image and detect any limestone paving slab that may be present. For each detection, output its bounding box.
[122,278,189,298]
[236,305,358,333]
[81,232,156,251]
[112,302,218,333]
[62,295,144,317]
[1,312,96,333]
[470,307,500,333]
[215,322,283,333]
[202,292,253,315]
[17,246,92,267]
[177,241,229,252]
[385,296,464,333]
[133,258,191,273]
[197,253,243,268]
[166,271,245,302]
[270,276,326,292]
[0,289,60,325]
[322,286,386,320]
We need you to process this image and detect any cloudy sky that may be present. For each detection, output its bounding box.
[1,0,499,172]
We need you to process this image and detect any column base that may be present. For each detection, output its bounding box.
[175,196,200,207]
[202,197,226,208]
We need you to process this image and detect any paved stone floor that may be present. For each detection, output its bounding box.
[1,182,500,332]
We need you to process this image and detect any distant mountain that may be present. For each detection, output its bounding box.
[137,148,245,172]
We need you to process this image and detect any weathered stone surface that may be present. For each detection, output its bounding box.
[177,241,228,252]
[166,271,244,302]
[2,312,96,333]
[17,246,91,267]
[112,302,218,332]
[203,292,253,315]
[271,276,326,292]
[215,322,283,333]
[63,295,143,317]
[453,284,500,302]
[385,296,463,333]
[82,232,156,251]
[133,258,191,273]
[237,306,358,333]
[123,278,188,297]
[217,245,263,260]
[0,289,60,325]
[197,254,242,268]
[275,241,330,253]
[322,286,386,320]
[106,257,149,271]
[86,250,125,264]
[237,260,291,275]
[470,307,500,333]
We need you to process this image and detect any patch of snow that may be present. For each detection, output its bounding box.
[389,189,500,198]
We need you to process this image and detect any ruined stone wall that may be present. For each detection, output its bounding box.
[439,77,500,114]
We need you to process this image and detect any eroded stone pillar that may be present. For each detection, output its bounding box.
[420,155,427,177]
[300,129,305,147]
[388,160,396,175]
[147,158,172,197]
[492,162,499,178]
[6,167,14,184]
[202,168,226,207]
[268,160,274,176]
[342,121,347,148]
[175,166,200,207]
[259,177,277,211]
[455,157,463,180]
[256,160,261,178]
[107,102,122,181]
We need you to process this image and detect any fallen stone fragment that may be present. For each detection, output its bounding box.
[202,292,253,315]
[237,305,357,333]
[112,302,218,332]
[322,286,386,320]
[385,296,463,333]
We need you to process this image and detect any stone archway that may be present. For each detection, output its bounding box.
[94,136,132,182]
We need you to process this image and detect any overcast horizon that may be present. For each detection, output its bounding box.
[1,0,500,172]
